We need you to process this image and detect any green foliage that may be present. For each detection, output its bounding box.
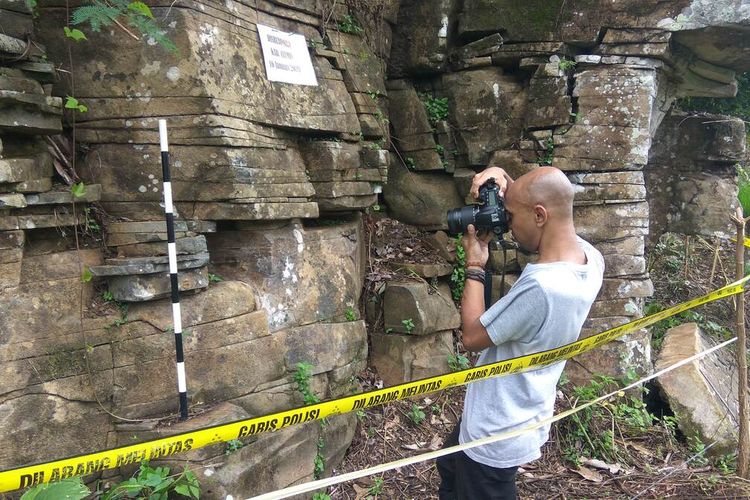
[406,404,425,425]
[102,290,115,302]
[312,492,331,500]
[715,453,737,474]
[688,435,710,467]
[71,181,87,198]
[207,272,223,283]
[422,95,449,125]
[224,439,244,455]
[558,374,658,465]
[405,157,416,169]
[65,96,88,113]
[367,477,384,497]
[98,461,200,499]
[313,437,326,479]
[450,236,466,301]
[738,164,750,217]
[345,307,357,321]
[338,14,363,35]
[538,137,554,165]
[558,58,576,71]
[63,26,87,41]
[80,266,93,283]
[435,144,445,156]
[83,207,101,233]
[71,0,177,52]
[107,301,129,330]
[401,318,415,333]
[293,362,320,405]
[447,353,470,371]
[21,478,90,500]
[678,72,750,122]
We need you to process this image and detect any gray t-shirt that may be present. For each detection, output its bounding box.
[460,237,604,468]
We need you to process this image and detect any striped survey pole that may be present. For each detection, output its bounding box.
[159,119,188,421]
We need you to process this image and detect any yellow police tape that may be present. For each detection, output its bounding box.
[1,274,748,493]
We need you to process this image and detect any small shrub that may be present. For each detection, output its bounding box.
[447,353,470,371]
[338,14,363,35]
[406,404,426,425]
[401,318,415,333]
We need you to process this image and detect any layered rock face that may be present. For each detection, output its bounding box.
[0,0,748,497]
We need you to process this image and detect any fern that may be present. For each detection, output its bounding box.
[70,4,119,32]
[69,0,177,53]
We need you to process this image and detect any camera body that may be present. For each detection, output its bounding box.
[446,178,509,236]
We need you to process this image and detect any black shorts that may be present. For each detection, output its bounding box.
[436,423,519,500]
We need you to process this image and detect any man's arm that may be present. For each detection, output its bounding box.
[460,272,494,351]
[459,224,495,352]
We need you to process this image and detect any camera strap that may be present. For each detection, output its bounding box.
[483,268,492,311]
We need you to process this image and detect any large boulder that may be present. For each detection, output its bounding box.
[655,323,743,456]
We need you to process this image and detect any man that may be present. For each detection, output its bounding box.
[437,166,604,499]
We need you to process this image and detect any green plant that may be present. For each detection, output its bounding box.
[293,362,320,405]
[102,290,114,302]
[338,14,363,35]
[422,95,449,125]
[556,374,657,464]
[64,26,87,41]
[688,434,710,467]
[225,439,244,455]
[96,461,199,499]
[558,58,576,71]
[207,272,223,283]
[715,453,737,474]
[70,0,177,52]
[21,478,90,500]
[447,353,470,371]
[401,318,415,333]
[65,96,88,113]
[430,404,441,414]
[312,493,331,500]
[314,437,326,479]
[538,137,554,165]
[345,307,357,321]
[83,207,101,233]
[80,266,93,283]
[450,236,466,301]
[738,163,750,216]
[406,404,425,425]
[356,409,366,421]
[367,476,384,497]
[435,144,445,156]
[405,157,416,169]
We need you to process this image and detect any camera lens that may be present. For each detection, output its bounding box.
[446,206,477,235]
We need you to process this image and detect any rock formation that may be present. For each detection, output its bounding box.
[0,0,748,497]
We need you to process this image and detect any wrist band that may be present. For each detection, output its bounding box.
[465,274,485,284]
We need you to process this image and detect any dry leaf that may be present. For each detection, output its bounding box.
[573,466,604,482]
[427,435,443,451]
[402,441,427,451]
[582,457,621,474]
[352,483,369,500]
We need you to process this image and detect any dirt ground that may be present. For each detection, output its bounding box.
[330,222,750,499]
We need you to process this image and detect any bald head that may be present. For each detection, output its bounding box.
[507,167,574,219]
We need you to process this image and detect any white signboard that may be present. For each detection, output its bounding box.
[257,24,318,86]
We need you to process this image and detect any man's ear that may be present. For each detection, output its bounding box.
[534,205,547,226]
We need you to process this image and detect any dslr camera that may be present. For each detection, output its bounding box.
[446,178,509,236]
